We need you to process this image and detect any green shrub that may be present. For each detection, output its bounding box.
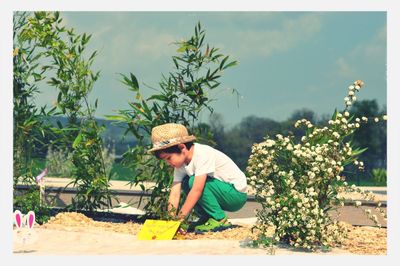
[13,187,51,225]
[45,146,74,177]
[247,80,387,251]
[371,168,387,185]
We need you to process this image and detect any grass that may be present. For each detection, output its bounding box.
[30,157,135,181]
[347,179,386,187]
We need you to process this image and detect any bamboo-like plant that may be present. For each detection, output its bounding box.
[108,22,238,218]
[15,11,112,211]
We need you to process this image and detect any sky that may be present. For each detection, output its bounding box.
[32,11,387,128]
[1,1,400,265]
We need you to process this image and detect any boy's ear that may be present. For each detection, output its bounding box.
[177,143,186,151]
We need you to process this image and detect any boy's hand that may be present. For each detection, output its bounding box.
[178,220,189,235]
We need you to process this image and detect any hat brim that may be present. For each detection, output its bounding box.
[148,135,197,153]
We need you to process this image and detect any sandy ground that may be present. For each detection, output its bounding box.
[12,213,386,255]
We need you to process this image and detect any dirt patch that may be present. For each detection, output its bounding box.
[42,212,386,255]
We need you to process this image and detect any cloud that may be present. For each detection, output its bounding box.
[91,26,176,72]
[334,25,386,78]
[336,57,357,78]
[228,13,323,58]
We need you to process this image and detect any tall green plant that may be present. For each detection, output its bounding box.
[13,12,57,187]
[16,11,112,211]
[108,22,238,217]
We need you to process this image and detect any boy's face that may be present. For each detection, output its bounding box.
[158,151,187,168]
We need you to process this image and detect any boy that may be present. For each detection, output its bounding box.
[149,123,248,233]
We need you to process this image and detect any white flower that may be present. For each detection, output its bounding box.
[355,123,360,128]
[355,85,361,90]
[383,115,387,120]
[348,85,354,90]
[355,201,362,206]
[346,101,352,106]
[374,117,379,122]
[265,139,276,147]
[355,118,360,122]
[348,91,355,96]
[362,116,368,122]
[332,132,340,138]
[344,111,350,117]
[344,97,349,102]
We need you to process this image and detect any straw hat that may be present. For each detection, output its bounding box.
[148,123,196,152]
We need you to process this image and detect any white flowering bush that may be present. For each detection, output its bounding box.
[246,80,387,251]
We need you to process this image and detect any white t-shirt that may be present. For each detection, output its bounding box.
[173,143,248,193]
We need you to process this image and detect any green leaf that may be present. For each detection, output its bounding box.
[32,73,42,81]
[219,55,229,70]
[352,147,368,156]
[173,57,179,69]
[89,51,98,61]
[118,73,139,91]
[177,44,187,53]
[73,133,83,149]
[223,60,238,70]
[147,94,168,102]
[104,115,129,122]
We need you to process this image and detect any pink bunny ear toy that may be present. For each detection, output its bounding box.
[13,210,38,247]
[26,211,36,229]
[14,210,23,229]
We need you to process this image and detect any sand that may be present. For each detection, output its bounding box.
[12,212,386,255]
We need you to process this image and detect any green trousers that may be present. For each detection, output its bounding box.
[181,175,247,220]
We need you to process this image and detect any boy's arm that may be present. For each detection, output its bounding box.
[168,181,181,216]
[177,174,207,220]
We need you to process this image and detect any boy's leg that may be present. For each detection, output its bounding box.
[183,175,247,220]
[181,175,209,219]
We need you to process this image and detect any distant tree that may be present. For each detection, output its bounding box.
[209,113,225,149]
[289,108,317,124]
[348,100,387,181]
[214,115,281,170]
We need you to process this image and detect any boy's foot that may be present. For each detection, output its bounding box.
[185,216,210,232]
[194,217,232,233]
[179,216,209,232]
